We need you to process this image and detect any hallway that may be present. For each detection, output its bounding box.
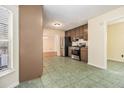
[17,57,124,88]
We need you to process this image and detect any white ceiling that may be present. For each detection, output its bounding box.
[43,5,121,31]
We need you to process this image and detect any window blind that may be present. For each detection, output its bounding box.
[0,7,10,71]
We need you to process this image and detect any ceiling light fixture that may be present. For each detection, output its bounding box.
[52,22,62,27]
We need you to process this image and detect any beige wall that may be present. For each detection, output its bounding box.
[43,35,56,52]
[19,5,43,82]
[88,7,124,69]
[0,5,19,88]
[107,22,124,62]
[43,28,65,56]
[43,28,65,37]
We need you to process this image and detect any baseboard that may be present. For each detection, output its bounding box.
[8,81,19,88]
[107,58,124,62]
[88,62,106,70]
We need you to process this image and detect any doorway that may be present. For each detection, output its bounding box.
[43,34,57,60]
[43,29,65,60]
[107,17,124,70]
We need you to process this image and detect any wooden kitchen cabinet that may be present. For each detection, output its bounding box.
[65,31,70,37]
[70,30,75,41]
[65,31,68,37]
[71,29,76,37]
[75,28,80,38]
[80,47,88,63]
[83,29,88,41]
[83,24,88,40]
[65,24,88,41]
[79,26,84,39]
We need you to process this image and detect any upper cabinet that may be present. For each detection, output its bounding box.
[75,27,80,38]
[79,26,83,39]
[65,31,69,37]
[65,24,88,41]
[83,24,88,41]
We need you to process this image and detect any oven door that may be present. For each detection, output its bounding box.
[72,49,80,55]
[71,48,81,60]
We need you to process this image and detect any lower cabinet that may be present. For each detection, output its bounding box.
[80,47,88,63]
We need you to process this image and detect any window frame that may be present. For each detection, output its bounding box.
[0,6,14,77]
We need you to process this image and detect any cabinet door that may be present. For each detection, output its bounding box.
[76,27,80,38]
[75,29,77,38]
[81,48,88,62]
[65,31,68,37]
[68,30,71,37]
[79,26,84,39]
[83,24,88,29]
[65,31,69,37]
[72,29,76,37]
[83,24,88,40]
[71,29,75,41]
[83,29,88,41]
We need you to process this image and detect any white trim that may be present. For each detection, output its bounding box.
[88,62,106,70]
[0,40,9,41]
[9,7,13,69]
[107,58,124,63]
[0,6,14,72]
[103,21,107,69]
[0,69,15,78]
[104,16,124,69]
[7,81,19,88]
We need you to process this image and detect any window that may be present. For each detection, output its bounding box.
[0,6,13,73]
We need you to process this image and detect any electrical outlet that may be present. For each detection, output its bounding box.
[121,54,124,58]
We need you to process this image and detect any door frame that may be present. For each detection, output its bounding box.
[104,16,124,69]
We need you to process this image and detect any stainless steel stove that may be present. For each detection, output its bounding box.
[71,46,81,61]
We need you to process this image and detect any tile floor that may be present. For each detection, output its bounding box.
[17,57,124,88]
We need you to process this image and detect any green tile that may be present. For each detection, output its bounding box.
[72,78,98,88]
[87,74,103,82]
[17,57,124,88]
[28,78,44,88]
[97,79,114,88]
[17,81,38,88]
